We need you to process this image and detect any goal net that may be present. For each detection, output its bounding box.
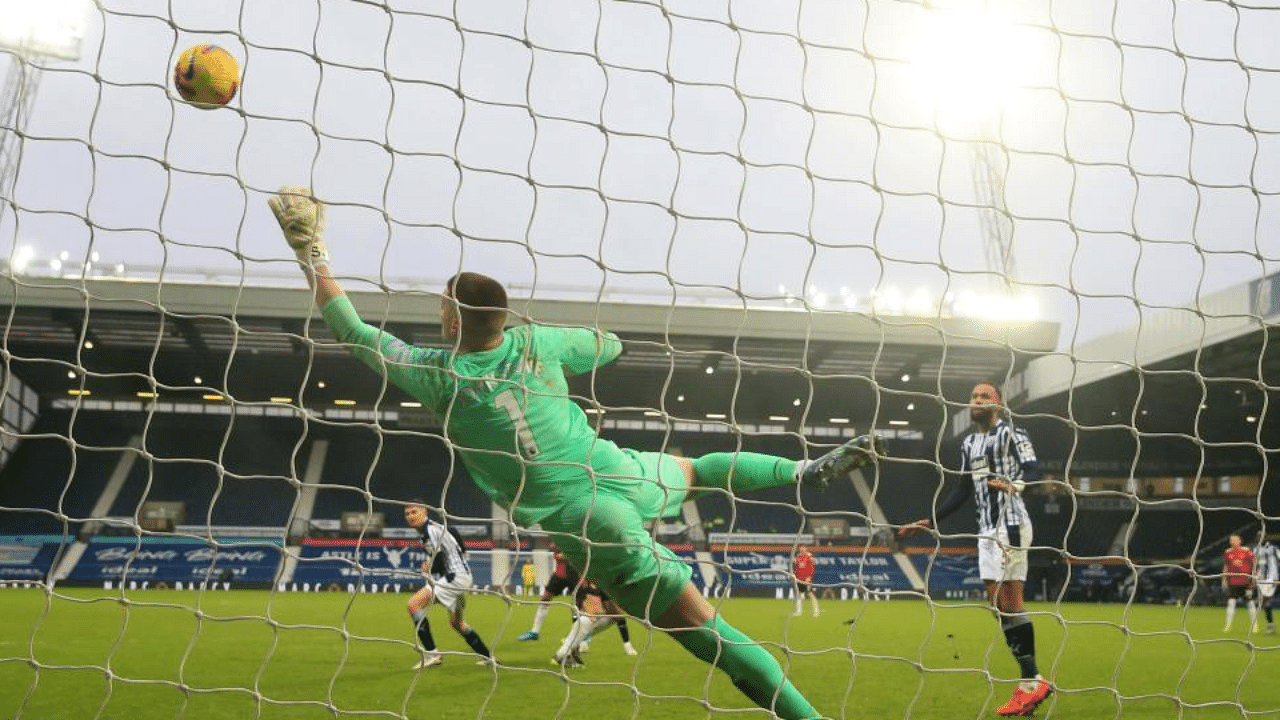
[0,0,1277,718]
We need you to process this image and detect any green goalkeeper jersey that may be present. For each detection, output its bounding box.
[321,296,630,526]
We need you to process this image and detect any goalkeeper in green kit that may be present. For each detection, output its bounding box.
[269,187,879,719]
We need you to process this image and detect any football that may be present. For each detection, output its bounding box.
[173,44,240,108]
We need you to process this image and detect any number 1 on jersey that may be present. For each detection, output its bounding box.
[494,389,540,458]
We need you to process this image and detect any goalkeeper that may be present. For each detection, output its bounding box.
[269,188,879,720]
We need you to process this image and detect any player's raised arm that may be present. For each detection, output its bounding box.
[268,186,346,306]
[267,186,436,398]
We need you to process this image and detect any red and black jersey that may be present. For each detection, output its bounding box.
[1225,547,1255,586]
[794,552,816,583]
[552,551,569,578]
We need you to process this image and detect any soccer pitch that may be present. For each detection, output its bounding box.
[0,589,1275,719]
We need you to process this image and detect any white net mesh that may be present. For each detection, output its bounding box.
[1,0,1278,718]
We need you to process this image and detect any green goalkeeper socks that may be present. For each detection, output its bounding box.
[673,615,820,720]
[692,453,799,493]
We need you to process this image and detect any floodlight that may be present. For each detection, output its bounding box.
[907,3,1043,135]
[0,0,92,60]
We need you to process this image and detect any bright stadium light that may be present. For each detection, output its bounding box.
[9,244,34,273]
[907,2,1044,135]
[950,289,1040,322]
[906,4,1051,289]
[0,0,91,60]
[873,286,905,315]
[906,288,934,316]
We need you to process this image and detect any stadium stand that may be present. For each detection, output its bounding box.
[0,409,138,534]
[311,423,490,525]
[109,414,301,528]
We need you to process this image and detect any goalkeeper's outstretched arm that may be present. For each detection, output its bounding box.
[266,187,427,393]
[267,186,345,307]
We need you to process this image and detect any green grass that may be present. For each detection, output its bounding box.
[0,589,1277,719]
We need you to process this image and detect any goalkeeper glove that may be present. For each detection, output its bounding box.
[268,186,330,270]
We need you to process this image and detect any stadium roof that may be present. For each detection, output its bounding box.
[1012,271,1279,481]
[1,276,1059,435]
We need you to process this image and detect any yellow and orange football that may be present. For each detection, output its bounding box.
[173,44,239,109]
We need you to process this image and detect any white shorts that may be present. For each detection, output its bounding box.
[978,525,1032,583]
[1260,581,1276,600]
[427,573,473,612]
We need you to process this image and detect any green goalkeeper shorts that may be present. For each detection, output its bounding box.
[593,449,689,521]
[541,481,693,621]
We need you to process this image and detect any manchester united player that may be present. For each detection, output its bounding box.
[1222,533,1258,633]
[520,542,580,641]
[792,546,819,617]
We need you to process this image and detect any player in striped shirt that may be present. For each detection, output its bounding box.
[404,502,494,669]
[1255,536,1279,634]
[270,188,879,720]
[900,381,1052,717]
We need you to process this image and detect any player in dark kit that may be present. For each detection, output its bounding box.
[792,546,819,617]
[519,542,580,641]
[552,580,638,666]
[1222,533,1257,633]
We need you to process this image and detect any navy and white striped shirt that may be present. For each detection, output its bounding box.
[420,520,471,581]
[937,419,1040,535]
[1257,541,1280,584]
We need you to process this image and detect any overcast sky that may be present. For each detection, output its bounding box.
[1,0,1277,350]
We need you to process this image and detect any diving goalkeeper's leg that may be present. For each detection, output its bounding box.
[658,584,821,720]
